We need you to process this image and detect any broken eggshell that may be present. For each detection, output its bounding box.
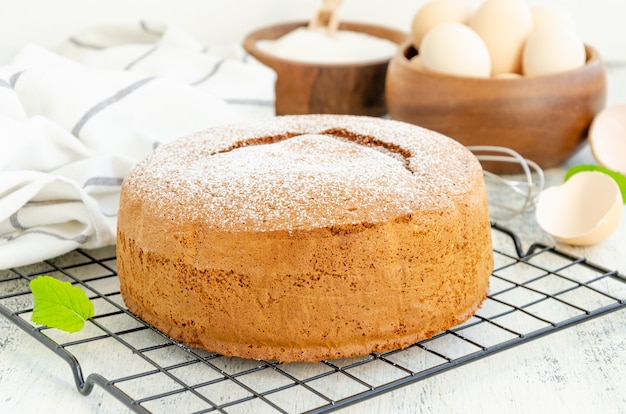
[535,171,623,245]
[588,103,626,175]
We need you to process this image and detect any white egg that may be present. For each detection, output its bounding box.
[419,22,491,78]
[535,171,623,246]
[469,0,533,75]
[531,4,576,32]
[411,0,473,49]
[589,104,626,175]
[522,26,586,76]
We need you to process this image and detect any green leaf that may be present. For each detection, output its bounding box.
[565,164,626,204]
[30,276,94,333]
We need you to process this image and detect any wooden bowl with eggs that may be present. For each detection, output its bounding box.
[386,41,607,172]
[243,21,407,116]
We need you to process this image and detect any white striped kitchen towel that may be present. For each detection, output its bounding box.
[0,21,276,269]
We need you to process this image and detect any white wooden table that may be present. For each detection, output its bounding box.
[1,66,626,414]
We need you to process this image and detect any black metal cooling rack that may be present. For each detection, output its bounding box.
[1,223,625,414]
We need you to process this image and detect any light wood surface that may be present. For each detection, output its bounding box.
[2,36,626,414]
[1,178,625,414]
[2,128,626,414]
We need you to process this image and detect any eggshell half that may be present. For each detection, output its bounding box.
[535,171,623,246]
[588,104,626,175]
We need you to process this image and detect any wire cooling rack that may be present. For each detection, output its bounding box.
[1,223,625,414]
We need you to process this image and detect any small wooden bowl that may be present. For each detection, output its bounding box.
[243,21,407,116]
[386,41,607,171]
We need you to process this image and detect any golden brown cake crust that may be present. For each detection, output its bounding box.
[116,115,493,362]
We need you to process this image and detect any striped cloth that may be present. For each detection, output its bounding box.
[0,21,276,269]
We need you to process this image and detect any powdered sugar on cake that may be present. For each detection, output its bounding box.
[125,115,478,232]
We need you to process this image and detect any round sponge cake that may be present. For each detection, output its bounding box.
[116,115,493,362]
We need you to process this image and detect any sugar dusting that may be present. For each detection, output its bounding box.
[124,115,478,232]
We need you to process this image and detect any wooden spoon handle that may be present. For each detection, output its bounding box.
[308,0,343,36]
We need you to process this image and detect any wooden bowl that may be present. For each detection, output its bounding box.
[243,21,407,116]
[386,41,607,171]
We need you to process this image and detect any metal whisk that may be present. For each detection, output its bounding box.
[468,145,545,221]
